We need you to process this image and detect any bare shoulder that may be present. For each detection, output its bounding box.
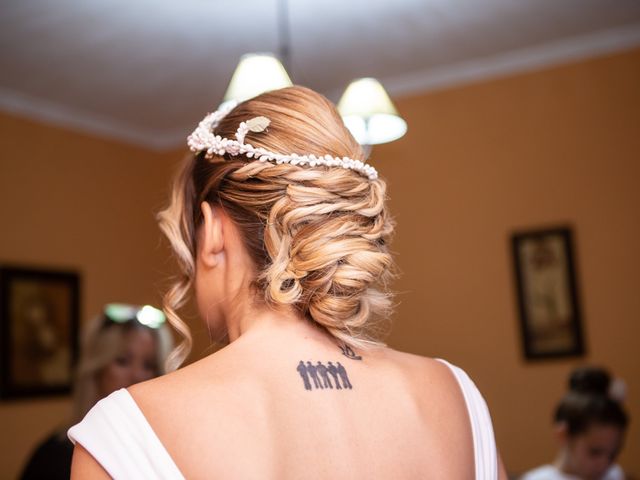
[127,346,238,414]
[70,444,111,479]
[377,349,476,473]
[381,349,509,479]
[376,348,468,400]
[384,350,474,435]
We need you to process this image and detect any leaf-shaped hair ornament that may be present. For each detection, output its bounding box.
[246,116,270,133]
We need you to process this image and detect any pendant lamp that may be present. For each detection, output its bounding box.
[220,53,292,109]
[220,0,406,147]
[337,77,407,145]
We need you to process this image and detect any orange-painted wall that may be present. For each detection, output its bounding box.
[1,47,638,478]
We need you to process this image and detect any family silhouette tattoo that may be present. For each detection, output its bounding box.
[297,361,352,391]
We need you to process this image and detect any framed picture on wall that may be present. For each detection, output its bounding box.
[0,266,80,399]
[511,227,585,360]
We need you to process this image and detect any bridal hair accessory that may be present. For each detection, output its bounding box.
[187,101,379,180]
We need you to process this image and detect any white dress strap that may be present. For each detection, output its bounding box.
[436,359,498,480]
[68,389,184,480]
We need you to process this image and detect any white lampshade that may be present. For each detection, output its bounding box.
[221,53,292,108]
[337,77,407,145]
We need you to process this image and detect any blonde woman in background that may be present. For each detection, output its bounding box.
[70,86,508,479]
[20,304,172,480]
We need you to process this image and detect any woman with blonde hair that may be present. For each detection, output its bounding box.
[69,86,507,479]
[21,304,172,480]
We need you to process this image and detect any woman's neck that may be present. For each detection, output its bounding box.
[553,449,577,477]
[222,299,321,344]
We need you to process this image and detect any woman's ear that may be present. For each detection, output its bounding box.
[198,202,224,268]
[554,421,569,446]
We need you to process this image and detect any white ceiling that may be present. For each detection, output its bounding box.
[1,0,640,149]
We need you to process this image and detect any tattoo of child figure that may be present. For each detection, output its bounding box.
[296,361,353,391]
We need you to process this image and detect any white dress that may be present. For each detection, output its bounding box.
[68,360,498,479]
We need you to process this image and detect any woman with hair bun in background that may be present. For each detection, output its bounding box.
[20,304,172,480]
[69,86,508,479]
[521,366,629,480]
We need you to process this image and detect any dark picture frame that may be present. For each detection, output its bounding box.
[0,266,80,399]
[511,227,585,360]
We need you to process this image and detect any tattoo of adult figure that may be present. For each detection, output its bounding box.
[340,344,362,361]
[336,362,352,389]
[327,362,342,389]
[297,361,311,390]
[296,360,353,391]
[316,361,333,389]
[306,361,323,389]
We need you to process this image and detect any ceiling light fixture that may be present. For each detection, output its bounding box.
[221,0,407,148]
[337,77,407,146]
[221,53,292,109]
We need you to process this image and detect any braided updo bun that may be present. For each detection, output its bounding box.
[158,86,395,369]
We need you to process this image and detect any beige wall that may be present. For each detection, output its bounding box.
[0,47,638,478]
[381,48,640,474]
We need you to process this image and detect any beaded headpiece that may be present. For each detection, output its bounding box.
[187,101,378,180]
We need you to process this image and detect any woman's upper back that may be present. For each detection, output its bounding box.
[122,325,480,479]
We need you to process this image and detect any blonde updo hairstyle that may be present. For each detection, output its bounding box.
[159,86,395,369]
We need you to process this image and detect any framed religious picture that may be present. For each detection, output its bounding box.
[511,227,585,360]
[0,266,80,399]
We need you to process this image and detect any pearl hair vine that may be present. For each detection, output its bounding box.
[187,101,379,180]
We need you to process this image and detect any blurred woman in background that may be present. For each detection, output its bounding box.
[521,366,629,480]
[20,303,172,480]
